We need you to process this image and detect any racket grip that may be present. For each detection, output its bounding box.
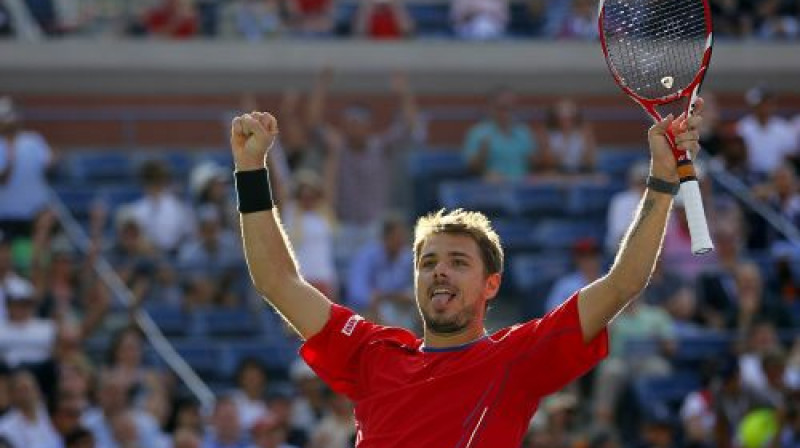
[679,179,714,255]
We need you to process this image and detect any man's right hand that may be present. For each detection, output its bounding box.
[230,112,279,171]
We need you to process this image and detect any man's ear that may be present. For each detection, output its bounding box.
[484,272,501,302]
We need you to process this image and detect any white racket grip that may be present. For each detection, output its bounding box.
[679,179,714,255]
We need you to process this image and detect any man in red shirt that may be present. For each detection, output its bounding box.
[228,98,705,447]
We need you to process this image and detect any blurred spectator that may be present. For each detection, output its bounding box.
[0,369,60,448]
[0,231,27,322]
[167,398,204,435]
[755,0,800,39]
[642,259,687,307]
[190,161,238,232]
[710,0,755,37]
[712,359,772,448]
[128,159,195,256]
[264,389,306,448]
[81,371,164,448]
[634,404,677,448]
[284,0,334,36]
[592,300,676,426]
[287,359,324,444]
[713,132,765,187]
[308,70,423,261]
[353,0,414,39]
[231,358,270,432]
[173,428,202,448]
[738,321,785,392]
[64,427,96,448]
[554,0,597,40]
[0,2,14,36]
[346,214,415,329]
[543,98,597,175]
[50,392,89,442]
[104,327,162,406]
[680,362,720,448]
[663,287,706,335]
[736,86,797,176]
[107,206,159,284]
[0,96,55,241]
[696,92,724,157]
[606,161,648,254]
[463,88,543,182]
[781,403,800,448]
[203,395,248,448]
[759,163,800,251]
[450,0,509,40]
[249,415,298,448]
[308,392,354,448]
[270,90,325,176]
[280,170,337,300]
[139,0,199,38]
[545,237,603,312]
[725,262,794,332]
[0,276,55,368]
[536,393,581,448]
[178,205,242,307]
[662,193,719,281]
[219,0,283,40]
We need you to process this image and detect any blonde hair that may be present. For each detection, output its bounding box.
[413,209,504,275]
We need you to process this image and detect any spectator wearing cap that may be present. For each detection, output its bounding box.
[736,86,797,176]
[0,369,60,448]
[127,159,196,256]
[0,276,56,368]
[0,96,56,241]
[545,237,604,313]
[190,161,238,232]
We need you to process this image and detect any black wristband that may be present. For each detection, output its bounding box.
[234,168,274,213]
[646,175,680,196]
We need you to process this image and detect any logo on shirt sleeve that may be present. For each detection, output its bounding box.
[342,315,364,336]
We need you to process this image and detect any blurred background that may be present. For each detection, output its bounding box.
[0,0,800,447]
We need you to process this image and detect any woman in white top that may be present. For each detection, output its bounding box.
[545,98,597,175]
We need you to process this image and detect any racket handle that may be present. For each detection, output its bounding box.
[679,179,713,255]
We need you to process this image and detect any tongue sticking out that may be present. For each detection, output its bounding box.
[431,293,453,310]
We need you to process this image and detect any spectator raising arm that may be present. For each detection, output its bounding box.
[231,112,331,340]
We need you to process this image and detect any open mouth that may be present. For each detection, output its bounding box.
[430,287,456,310]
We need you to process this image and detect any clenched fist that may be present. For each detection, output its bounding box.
[230,112,279,171]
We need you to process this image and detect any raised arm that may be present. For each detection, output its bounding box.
[231,112,331,339]
[578,99,705,341]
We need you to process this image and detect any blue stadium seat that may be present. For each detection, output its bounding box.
[408,3,450,36]
[144,303,190,337]
[408,150,466,178]
[195,151,234,170]
[172,342,224,379]
[196,307,260,338]
[634,372,700,409]
[97,185,143,209]
[68,152,135,184]
[675,333,734,365]
[438,181,515,217]
[597,149,647,177]
[532,219,605,250]
[54,186,97,219]
[512,184,567,217]
[222,341,300,375]
[510,252,571,295]
[492,219,539,252]
[568,183,621,216]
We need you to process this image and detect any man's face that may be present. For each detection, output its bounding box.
[415,233,498,335]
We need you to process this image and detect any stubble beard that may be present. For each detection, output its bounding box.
[420,301,479,335]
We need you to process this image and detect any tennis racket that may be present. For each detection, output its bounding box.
[598,0,714,255]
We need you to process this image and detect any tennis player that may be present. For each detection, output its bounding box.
[229,98,705,447]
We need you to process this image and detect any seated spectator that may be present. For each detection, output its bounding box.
[662,194,719,281]
[606,161,648,254]
[82,371,164,448]
[755,0,800,39]
[736,86,797,177]
[738,321,783,392]
[592,300,676,426]
[710,0,755,37]
[173,428,202,448]
[140,0,199,38]
[308,392,354,448]
[712,359,773,447]
[0,96,55,241]
[219,0,283,40]
[64,427,96,448]
[664,287,706,335]
[712,131,765,187]
[190,161,238,232]
[642,259,687,307]
[280,170,337,300]
[634,404,677,448]
[543,98,597,175]
[50,393,88,443]
[264,388,306,448]
[353,0,414,39]
[346,215,415,330]
[0,230,30,322]
[203,395,248,448]
[104,328,163,406]
[128,159,196,256]
[759,163,800,251]
[554,0,597,39]
[0,369,60,448]
[450,0,509,40]
[725,262,794,332]
[545,237,604,312]
[288,359,324,445]
[0,277,55,368]
[231,358,270,432]
[680,362,719,448]
[250,414,299,448]
[463,88,544,182]
[284,0,335,36]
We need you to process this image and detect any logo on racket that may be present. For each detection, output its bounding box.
[661,76,674,89]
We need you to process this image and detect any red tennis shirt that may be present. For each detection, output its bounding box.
[300,293,608,448]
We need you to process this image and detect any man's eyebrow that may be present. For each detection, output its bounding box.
[448,251,474,259]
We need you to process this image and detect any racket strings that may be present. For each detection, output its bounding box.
[602,0,707,100]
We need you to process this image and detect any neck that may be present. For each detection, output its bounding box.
[422,324,487,350]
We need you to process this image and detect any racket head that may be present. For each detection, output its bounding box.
[598,0,713,121]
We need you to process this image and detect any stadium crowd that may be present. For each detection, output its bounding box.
[0,0,799,41]
[1,61,800,448]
